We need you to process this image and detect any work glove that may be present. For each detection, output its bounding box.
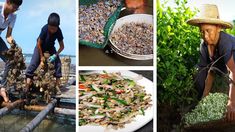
[48,54,57,62]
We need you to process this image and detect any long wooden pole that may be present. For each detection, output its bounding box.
[0,99,25,118]
[1,103,75,116]
[20,99,57,132]
[24,105,75,116]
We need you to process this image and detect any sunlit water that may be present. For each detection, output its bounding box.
[0,110,75,132]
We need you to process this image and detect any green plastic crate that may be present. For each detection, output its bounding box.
[79,0,123,48]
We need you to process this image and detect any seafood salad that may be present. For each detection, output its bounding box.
[79,71,152,129]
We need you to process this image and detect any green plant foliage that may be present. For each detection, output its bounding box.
[225,20,235,35]
[183,93,228,126]
[157,0,201,106]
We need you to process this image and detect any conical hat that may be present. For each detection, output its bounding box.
[187,4,233,29]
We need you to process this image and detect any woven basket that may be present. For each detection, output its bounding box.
[61,56,71,85]
[184,117,235,130]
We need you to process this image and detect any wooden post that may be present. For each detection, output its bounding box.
[0,99,25,118]
[20,99,57,132]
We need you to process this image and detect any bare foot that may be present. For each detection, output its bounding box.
[56,86,62,95]
[0,88,10,103]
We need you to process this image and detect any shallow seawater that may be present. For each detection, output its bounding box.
[0,110,75,132]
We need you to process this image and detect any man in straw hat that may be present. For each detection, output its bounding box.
[187,4,235,121]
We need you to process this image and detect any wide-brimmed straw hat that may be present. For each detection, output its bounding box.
[187,4,233,29]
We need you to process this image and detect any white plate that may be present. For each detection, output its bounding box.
[109,14,153,60]
[79,70,154,132]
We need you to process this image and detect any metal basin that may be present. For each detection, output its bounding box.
[109,14,153,60]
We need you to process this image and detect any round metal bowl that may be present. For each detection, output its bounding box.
[109,14,153,60]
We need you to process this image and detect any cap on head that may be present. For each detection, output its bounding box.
[48,12,60,27]
[186,4,233,29]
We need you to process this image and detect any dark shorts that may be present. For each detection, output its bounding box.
[25,46,62,78]
[0,37,12,87]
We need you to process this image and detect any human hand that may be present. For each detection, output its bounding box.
[48,54,57,62]
[10,39,16,48]
[125,0,144,9]
[40,56,45,69]
[125,0,146,14]
[226,100,235,121]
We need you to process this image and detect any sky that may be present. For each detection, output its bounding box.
[0,0,76,56]
[160,0,235,22]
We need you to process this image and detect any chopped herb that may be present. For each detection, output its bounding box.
[80,92,84,96]
[79,75,86,82]
[103,94,110,101]
[103,70,108,74]
[140,107,145,115]
[90,107,98,110]
[103,79,111,84]
[125,79,136,88]
[104,102,110,109]
[91,84,101,92]
[137,93,145,101]
[79,119,87,126]
[115,84,124,89]
[111,79,117,84]
[112,98,128,105]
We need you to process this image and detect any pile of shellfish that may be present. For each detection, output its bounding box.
[33,53,57,103]
[110,22,153,55]
[3,47,57,103]
[79,0,121,44]
[2,43,26,91]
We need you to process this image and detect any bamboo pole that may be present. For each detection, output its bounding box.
[20,99,57,132]
[0,99,25,118]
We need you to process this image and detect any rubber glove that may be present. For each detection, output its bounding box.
[49,54,57,62]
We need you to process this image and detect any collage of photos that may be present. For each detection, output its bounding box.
[158,0,235,132]
[0,0,76,131]
[79,0,154,132]
[0,0,156,132]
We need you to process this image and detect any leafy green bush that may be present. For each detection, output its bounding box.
[157,0,200,106]
[226,20,235,35]
[184,93,228,126]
